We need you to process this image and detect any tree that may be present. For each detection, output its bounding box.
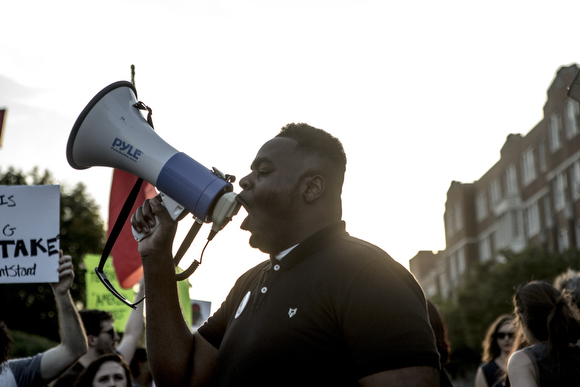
[0,167,105,341]
[437,247,580,378]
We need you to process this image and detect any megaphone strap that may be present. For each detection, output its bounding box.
[97,176,146,309]
[97,176,205,308]
[133,101,154,129]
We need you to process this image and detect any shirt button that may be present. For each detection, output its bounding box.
[261,287,268,293]
[273,264,281,271]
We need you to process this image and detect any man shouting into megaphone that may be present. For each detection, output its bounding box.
[131,123,441,387]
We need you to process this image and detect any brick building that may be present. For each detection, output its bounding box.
[410,64,580,299]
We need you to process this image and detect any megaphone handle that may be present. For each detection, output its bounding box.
[132,193,186,241]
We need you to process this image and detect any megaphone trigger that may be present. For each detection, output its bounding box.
[132,193,186,242]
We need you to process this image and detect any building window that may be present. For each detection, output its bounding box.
[525,201,540,237]
[479,236,492,263]
[538,138,547,172]
[571,161,580,201]
[559,227,570,251]
[549,112,563,152]
[439,273,450,299]
[490,178,501,205]
[445,212,454,237]
[553,173,567,212]
[564,99,580,139]
[544,195,553,227]
[521,148,536,186]
[458,248,466,275]
[449,253,458,284]
[454,203,462,231]
[476,191,488,221]
[506,164,518,195]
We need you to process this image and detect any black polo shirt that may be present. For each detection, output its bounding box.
[198,221,439,386]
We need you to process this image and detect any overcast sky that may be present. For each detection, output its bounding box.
[2,0,580,310]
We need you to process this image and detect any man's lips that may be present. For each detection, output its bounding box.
[235,194,249,209]
[235,195,250,230]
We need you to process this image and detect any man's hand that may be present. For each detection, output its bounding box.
[131,197,177,259]
[50,251,74,296]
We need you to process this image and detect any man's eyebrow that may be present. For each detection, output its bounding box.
[250,156,273,170]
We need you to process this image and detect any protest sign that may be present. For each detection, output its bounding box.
[0,185,60,284]
[84,253,134,332]
[85,254,193,332]
[178,274,193,328]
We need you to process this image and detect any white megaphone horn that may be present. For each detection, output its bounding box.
[67,81,241,241]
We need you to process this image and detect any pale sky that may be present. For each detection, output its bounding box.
[2,0,580,311]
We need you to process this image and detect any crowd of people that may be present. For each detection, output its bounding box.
[0,251,149,387]
[3,123,580,386]
[471,269,580,387]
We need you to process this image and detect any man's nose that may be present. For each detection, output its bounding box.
[239,174,252,190]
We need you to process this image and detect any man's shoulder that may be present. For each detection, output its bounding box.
[5,353,43,372]
[324,232,401,270]
[1,353,44,387]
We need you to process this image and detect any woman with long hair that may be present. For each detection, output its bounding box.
[74,353,132,387]
[474,314,515,387]
[506,281,580,386]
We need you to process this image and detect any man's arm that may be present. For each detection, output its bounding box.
[358,366,440,387]
[40,251,88,382]
[132,198,217,386]
[116,278,145,362]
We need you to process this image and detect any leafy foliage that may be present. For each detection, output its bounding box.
[0,167,106,342]
[438,247,580,377]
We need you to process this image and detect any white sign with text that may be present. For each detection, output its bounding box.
[0,185,60,284]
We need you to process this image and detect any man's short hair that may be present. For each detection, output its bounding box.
[79,310,114,336]
[276,123,347,188]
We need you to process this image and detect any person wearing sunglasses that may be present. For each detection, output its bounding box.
[52,282,144,387]
[475,314,515,387]
[506,281,580,386]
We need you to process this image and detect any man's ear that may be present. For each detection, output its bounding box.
[303,175,326,203]
[87,334,99,347]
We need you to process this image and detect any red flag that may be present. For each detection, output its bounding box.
[108,169,157,288]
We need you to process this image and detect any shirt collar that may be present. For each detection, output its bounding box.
[268,221,347,270]
[274,244,298,260]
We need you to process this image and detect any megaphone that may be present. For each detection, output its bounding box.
[67,81,241,308]
[67,81,240,240]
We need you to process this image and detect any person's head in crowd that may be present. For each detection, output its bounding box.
[79,310,119,355]
[513,281,580,355]
[75,353,131,387]
[481,314,515,363]
[553,268,580,309]
[0,321,11,366]
[426,299,451,366]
